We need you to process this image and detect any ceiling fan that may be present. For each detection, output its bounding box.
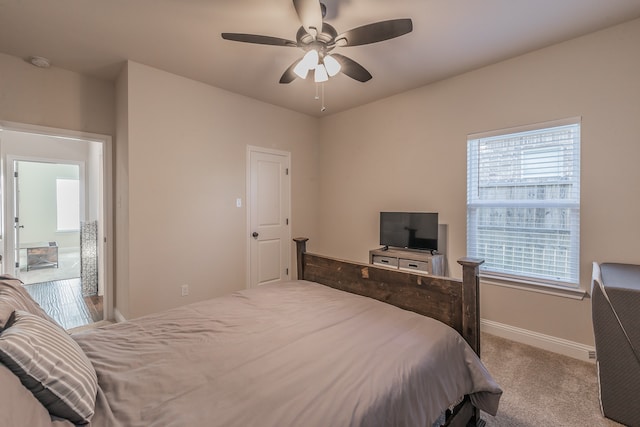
[221,0,413,84]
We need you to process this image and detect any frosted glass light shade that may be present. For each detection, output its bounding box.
[314,64,329,82]
[323,55,341,77]
[302,49,319,67]
[293,59,310,79]
[293,49,319,79]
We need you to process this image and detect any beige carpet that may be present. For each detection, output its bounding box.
[480,333,624,427]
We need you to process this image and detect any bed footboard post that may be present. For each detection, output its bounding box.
[294,237,309,280]
[457,258,484,357]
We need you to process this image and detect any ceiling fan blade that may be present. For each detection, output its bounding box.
[336,18,413,47]
[279,59,301,84]
[330,54,372,82]
[221,33,297,47]
[293,0,323,37]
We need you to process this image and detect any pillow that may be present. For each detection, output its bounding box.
[0,310,98,424]
[0,276,59,329]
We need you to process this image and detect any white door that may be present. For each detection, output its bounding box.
[12,161,22,277]
[248,147,291,288]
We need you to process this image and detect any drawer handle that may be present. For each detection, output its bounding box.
[408,263,418,268]
[380,259,389,264]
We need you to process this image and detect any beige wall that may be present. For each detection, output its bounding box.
[116,61,320,319]
[316,18,640,346]
[0,52,115,136]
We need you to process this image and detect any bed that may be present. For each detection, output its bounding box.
[0,238,501,427]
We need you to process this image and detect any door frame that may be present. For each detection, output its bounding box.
[0,120,114,321]
[245,145,291,289]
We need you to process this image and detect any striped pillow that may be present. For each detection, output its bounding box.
[0,310,98,424]
[0,277,59,328]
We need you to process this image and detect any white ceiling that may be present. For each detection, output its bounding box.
[1,0,640,117]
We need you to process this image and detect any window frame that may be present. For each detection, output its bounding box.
[466,117,581,289]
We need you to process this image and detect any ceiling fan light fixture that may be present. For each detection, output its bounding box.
[301,49,319,68]
[222,1,414,90]
[323,55,341,77]
[293,59,310,79]
[314,64,329,83]
[294,49,320,79]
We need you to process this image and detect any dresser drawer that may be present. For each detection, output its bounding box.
[398,258,431,273]
[372,255,398,268]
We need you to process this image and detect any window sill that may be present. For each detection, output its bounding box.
[479,274,587,300]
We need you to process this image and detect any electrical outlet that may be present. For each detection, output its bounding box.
[181,284,189,297]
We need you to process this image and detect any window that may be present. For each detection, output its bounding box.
[467,119,580,287]
[56,178,80,231]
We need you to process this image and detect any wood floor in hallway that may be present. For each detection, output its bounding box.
[24,278,103,330]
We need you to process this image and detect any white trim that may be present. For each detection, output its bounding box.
[481,318,595,362]
[468,116,581,140]
[113,308,127,323]
[0,120,109,143]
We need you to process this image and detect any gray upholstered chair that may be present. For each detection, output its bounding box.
[591,262,640,427]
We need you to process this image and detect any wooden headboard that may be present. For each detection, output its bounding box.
[294,238,484,356]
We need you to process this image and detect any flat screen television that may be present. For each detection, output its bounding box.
[380,212,439,251]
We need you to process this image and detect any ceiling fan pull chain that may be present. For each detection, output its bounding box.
[321,83,326,112]
[315,82,320,100]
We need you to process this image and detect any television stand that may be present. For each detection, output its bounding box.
[369,247,445,276]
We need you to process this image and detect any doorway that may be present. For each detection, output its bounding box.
[246,146,291,288]
[13,160,83,283]
[0,123,112,330]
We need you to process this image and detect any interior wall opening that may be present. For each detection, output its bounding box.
[0,123,111,330]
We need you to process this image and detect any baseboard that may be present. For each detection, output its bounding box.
[113,307,127,323]
[481,319,595,362]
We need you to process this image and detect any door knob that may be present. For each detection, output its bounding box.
[252,232,259,238]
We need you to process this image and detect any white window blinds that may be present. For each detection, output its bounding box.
[467,119,580,286]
